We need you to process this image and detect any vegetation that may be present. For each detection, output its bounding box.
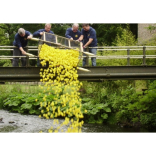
[0,23,156,130]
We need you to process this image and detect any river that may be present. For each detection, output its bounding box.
[0,110,155,133]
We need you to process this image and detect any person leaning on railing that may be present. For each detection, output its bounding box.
[33,23,55,67]
[65,23,81,47]
[78,24,97,66]
[12,28,33,67]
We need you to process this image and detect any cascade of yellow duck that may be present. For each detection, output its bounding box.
[38,44,86,133]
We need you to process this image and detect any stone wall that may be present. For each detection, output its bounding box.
[138,23,156,44]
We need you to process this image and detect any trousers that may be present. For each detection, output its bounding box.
[83,48,97,66]
[12,48,27,67]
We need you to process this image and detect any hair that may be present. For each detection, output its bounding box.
[72,23,79,27]
[18,28,25,35]
[82,23,89,27]
[45,23,51,27]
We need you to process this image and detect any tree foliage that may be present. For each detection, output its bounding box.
[0,23,138,46]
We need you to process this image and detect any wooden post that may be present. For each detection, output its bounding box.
[43,32,46,41]
[26,56,29,67]
[127,49,130,66]
[68,39,71,48]
[86,47,89,66]
[80,42,84,66]
[142,46,146,65]
[80,42,83,52]
[55,35,58,44]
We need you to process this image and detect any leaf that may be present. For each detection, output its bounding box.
[29,109,36,114]
[103,107,111,112]
[90,108,99,115]
[88,115,96,123]
[11,107,19,112]
[82,98,91,102]
[96,104,104,109]
[96,118,103,124]
[9,102,19,107]
[101,113,108,119]
[21,103,32,110]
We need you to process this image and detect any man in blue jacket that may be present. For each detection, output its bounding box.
[33,23,56,44]
[65,23,81,47]
[78,24,97,66]
[13,28,32,67]
[33,23,55,66]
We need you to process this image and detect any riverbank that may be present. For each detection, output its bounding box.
[1,80,156,131]
[1,109,155,133]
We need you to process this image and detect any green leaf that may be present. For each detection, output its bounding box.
[96,118,103,124]
[96,104,105,109]
[82,98,91,102]
[101,113,108,119]
[21,103,32,110]
[29,109,36,114]
[90,108,99,115]
[9,102,19,107]
[103,107,111,112]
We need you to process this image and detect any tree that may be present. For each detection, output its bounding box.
[0,23,138,47]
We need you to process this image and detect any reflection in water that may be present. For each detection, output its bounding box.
[0,110,155,133]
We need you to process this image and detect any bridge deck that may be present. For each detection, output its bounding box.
[0,66,156,81]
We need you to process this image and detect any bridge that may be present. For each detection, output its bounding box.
[0,66,156,82]
[1,35,156,82]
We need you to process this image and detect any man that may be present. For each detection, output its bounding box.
[13,28,32,67]
[33,23,55,42]
[33,23,55,66]
[65,23,81,47]
[78,24,97,66]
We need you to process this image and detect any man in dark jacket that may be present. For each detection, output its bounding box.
[33,23,55,66]
[65,23,81,47]
[33,23,55,43]
[12,28,32,67]
[78,24,97,66]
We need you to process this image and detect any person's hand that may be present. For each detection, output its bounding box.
[83,45,87,48]
[40,32,43,35]
[76,39,80,42]
[70,38,73,40]
[22,50,27,55]
[27,35,32,39]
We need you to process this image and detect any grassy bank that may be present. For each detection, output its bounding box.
[1,80,155,129]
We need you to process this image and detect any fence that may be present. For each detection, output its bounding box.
[0,46,156,66]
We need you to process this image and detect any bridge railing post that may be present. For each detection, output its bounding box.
[142,46,146,65]
[86,47,89,66]
[26,56,29,67]
[127,49,130,66]
[25,46,29,67]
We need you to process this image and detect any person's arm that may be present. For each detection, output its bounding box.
[19,47,27,55]
[27,34,33,39]
[14,35,26,55]
[83,30,96,48]
[65,29,73,40]
[33,29,43,37]
[78,35,84,41]
[83,38,93,48]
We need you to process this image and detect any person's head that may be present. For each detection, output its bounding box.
[45,23,51,32]
[18,28,25,37]
[82,24,90,31]
[72,23,79,32]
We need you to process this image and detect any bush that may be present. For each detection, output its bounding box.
[0,59,12,67]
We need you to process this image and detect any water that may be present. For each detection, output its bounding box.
[0,110,155,133]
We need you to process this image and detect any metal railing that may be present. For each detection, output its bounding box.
[0,46,156,66]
